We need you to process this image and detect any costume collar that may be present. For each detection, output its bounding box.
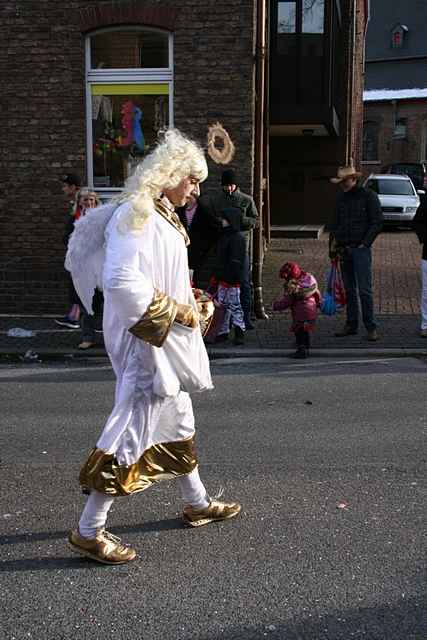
[156,197,190,246]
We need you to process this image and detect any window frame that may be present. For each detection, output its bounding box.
[85,26,174,197]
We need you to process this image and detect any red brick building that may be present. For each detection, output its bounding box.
[1,0,368,314]
[363,91,427,176]
[362,0,427,175]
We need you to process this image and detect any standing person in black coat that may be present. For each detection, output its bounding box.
[55,173,82,329]
[212,207,246,346]
[186,196,222,287]
[329,164,383,342]
[175,194,214,284]
[208,169,258,330]
[412,194,427,337]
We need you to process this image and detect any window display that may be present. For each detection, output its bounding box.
[91,86,169,188]
[86,28,172,192]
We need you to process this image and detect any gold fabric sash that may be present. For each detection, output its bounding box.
[129,289,178,347]
[79,437,198,497]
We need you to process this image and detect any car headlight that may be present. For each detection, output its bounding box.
[405,207,418,213]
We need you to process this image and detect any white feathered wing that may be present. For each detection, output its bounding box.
[65,203,118,314]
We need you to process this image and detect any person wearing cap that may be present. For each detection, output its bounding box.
[208,169,258,330]
[329,164,383,342]
[55,173,82,329]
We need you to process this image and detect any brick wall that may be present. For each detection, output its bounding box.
[362,99,427,176]
[0,0,256,314]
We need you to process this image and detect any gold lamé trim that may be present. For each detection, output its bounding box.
[79,437,198,497]
[156,200,190,246]
[129,289,178,347]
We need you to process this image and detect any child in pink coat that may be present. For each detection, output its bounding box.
[273,261,321,358]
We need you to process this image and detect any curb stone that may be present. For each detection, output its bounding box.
[1,347,427,362]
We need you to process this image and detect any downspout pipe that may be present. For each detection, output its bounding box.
[345,0,356,164]
[252,0,268,320]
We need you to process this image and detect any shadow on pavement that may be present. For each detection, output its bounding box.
[197,597,426,640]
[0,517,184,557]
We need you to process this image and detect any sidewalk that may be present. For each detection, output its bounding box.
[1,230,426,359]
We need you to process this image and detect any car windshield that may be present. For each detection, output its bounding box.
[367,178,415,196]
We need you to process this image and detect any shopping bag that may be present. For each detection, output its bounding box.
[321,259,346,316]
[321,291,338,315]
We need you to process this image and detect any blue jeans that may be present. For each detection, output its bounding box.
[340,247,377,331]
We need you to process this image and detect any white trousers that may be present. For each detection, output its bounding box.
[78,466,209,538]
[421,260,427,330]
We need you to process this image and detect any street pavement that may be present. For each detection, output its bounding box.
[0,230,426,359]
[1,357,426,639]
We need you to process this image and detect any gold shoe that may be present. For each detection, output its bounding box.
[183,498,241,528]
[68,528,136,565]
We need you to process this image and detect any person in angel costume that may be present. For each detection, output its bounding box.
[66,129,241,565]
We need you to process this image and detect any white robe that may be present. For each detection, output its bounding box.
[85,202,212,467]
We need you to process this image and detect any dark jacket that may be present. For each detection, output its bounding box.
[412,195,427,260]
[208,188,258,253]
[176,205,190,232]
[62,214,75,246]
[62,201,80,246]
[213,208,246,285]
[187,200,222,270]
[330,185,383,248]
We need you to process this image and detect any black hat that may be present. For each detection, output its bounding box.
[221,169,237,186]
[62,173,81,187]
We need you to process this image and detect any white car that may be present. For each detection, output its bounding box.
[364,174,424,226]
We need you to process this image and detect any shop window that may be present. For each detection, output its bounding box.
[86,27,173,193]
[362,121,379,162]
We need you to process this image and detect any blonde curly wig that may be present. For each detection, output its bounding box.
[114,128,208,231]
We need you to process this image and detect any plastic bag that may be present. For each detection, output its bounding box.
[321,259,346,316]
[7,328,35,338]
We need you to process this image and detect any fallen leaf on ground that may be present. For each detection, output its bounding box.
[337,502,350,510]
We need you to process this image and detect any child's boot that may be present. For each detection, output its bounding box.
[233,326,245,346]
[290,346,307,359]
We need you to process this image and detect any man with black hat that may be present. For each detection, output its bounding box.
[329,164,383,341]
[208,169,258,330]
